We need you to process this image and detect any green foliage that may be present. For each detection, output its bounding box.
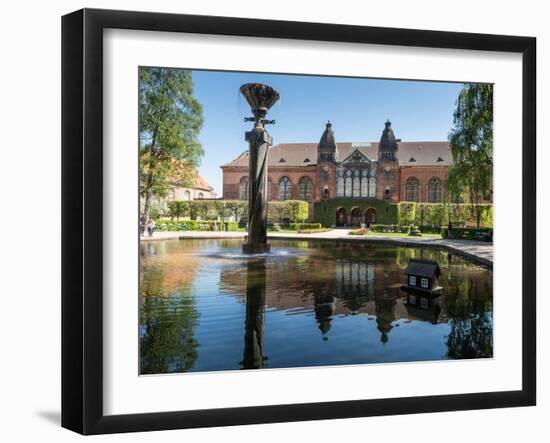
[139,67,204,219]
[441,227,492,240]
[267,200,309,223]
[297,228,331,234]
[155,220,238,232]
[398,202,416,225]
[418,225,443,234]
[288,223,322,230]
[349,229,369,236]
[369,224,411,234]
[166,200,189,219]
[405,203,493,228]
[448,83,493,226]
[313,198,399,227]
[224,200,248,224]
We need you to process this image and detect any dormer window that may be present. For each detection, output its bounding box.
[278,158,286,163]
[303,158,311,163]
[408,157,416,162]
[436,156,444,162]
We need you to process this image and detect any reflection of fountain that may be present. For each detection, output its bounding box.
[241,258,267,369]
[240,83,280,254]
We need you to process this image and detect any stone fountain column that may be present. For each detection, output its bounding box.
[240,83,280,254]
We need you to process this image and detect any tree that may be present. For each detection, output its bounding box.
[139,67,204,224]
[225,200,247,225]
[212,200,230,230]
[448,83,493,227]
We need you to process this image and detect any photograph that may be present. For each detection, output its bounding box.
[138,67,494,375]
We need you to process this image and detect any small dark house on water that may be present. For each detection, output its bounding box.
[402,259,442,294]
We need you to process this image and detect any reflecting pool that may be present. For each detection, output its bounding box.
[139,239,493,374]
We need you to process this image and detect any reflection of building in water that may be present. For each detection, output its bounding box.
[372,285,406,344]
[405,293,443,324]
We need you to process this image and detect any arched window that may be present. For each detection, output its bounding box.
[344,177,352,197]
[198,192,204,199]
[352,176,361,197]
[299,176,313,201]
[428,177,442,202]
[360,176,369,197]
[168,188,176,200]
[184,190,191,201]
[336,177,344,197]
[405,177,419,202]
[267,177,272,200]
[239,176,248,201]
[368,177,376,197]
[279,176,292,200]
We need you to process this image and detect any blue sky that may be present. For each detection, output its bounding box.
[191,70,463,194]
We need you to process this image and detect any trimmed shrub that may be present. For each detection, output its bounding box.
[289,223,322,230]
[419,225,443,234]
[349,229,369,236]
[441,227,492,240]
[313,198,399,227]
[268,200,309,223]
[369,224,411,234]
[155,220,238,232]
[297,228,331,234]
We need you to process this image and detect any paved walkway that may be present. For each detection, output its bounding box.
[141,229,493,268]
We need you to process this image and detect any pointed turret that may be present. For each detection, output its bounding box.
[378,119,398,162]
[317,121,338,162]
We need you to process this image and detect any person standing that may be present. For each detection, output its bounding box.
[147,219,156,237]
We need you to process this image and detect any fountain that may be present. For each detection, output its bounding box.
[240,83,280,254]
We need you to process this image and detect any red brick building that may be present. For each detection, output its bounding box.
[221,120,451,226]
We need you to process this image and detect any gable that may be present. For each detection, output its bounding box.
[341,148,373,165]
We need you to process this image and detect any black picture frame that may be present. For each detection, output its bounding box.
[62,8,536,435]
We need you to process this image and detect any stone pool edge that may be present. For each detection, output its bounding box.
[140,230,493,269]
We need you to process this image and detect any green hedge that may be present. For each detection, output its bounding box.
[155,220,238,232]
[418,225,443,234]
[288,223,322,230]
[397,202,493,227]
[369,224,411,234]
[313,198,399,227]
[267,200,309,223]
[441,227,492,240]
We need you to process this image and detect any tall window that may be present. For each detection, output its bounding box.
[344,177,352,197]
[405,177,419,201]
[368,177,376,197]
[198,192,204,199]
[360,176,369,197]
[336,177,344,197]
[299,176,313,201]
[428,177,442,202]
[239,176,248,201]
[279,176,292,200]
[352,176,361,197]
[184,190,191,201]
[267,177,272,200]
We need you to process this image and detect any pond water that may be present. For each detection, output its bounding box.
[139,239,493,374]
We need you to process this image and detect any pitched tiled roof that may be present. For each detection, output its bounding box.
[168,160,213,191]
[221,141,452,168]
[193,175,213,191]
[404,259,441,278]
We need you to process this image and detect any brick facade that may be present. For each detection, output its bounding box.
[220,121,461,224]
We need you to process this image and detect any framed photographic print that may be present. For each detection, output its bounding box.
[61,8,536,435]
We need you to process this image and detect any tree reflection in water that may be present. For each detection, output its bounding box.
[445,277,493,359]
[139,239,493,373]
[139,241,199,374]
